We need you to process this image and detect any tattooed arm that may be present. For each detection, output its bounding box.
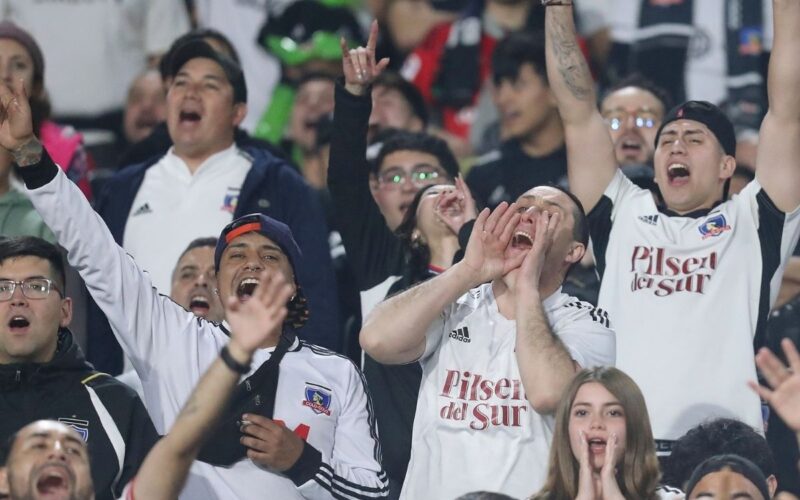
[544,4,617,212]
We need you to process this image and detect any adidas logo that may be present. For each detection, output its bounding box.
[638,214,659,226]
[449,326,471,343]
[132,203,153,216]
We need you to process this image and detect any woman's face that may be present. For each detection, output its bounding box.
[0,39,35,95]
[568,382,628,471]
[414,184,457,242]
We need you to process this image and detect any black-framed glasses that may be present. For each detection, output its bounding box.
[0,278,62,301]
[377,165,447,189]
[603,111,659,131]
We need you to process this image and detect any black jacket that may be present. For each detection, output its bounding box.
[0,329,159,500]
[466,140,568,209]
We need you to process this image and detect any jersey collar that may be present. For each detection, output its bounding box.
[657,199,724,219]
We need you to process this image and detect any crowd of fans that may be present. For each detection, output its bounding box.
[0,0,799,499]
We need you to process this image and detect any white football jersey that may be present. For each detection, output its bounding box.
[400,284,616,500]
[589,170,800,443]
[28,165,388,500]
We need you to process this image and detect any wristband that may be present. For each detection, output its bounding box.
[220,345,251,374]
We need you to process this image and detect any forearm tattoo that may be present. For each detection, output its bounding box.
[547,11,592,101]
[12,137,43,166]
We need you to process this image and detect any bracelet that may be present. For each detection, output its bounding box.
[541,0,573,5]
[220,345,251,374]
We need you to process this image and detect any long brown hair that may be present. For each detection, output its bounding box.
[531,367,661,500]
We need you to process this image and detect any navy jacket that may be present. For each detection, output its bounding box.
[88,144,340,373]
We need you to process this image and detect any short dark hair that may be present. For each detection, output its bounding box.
[373,131,460,179]
[0,236,66,290]
[0,429,15,466]
[455,492,517,500]
[159,28,241,81]
[549,185,589,247]
[177,237,218,263]
[663,418,777,490]
[492,32,548,87]
[602,73,673,114]
[685,454,770,500]
[373,71,429,128]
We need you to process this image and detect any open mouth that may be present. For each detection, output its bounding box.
[135,115,160,130]
[189,295,210,315]
[9,315,30,331]
[511,231,533,250]
[588,438,607,453]
[620,138,643,153]
[667,163,690,184]
[35,466,71,499]
[236,278,260,301]
[179,110,201,124]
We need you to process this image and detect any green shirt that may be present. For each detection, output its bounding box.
[0,188,56,242]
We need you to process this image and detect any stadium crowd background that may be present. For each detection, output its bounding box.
[0,0,799,499]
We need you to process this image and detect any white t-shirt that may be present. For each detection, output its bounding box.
[589,170,800,442]
[0,0,190,116]
[123,144,252,293]
[401,284,616,500]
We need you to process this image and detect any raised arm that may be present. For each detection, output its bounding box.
[544,2,617,212]
[514,211,579,413]
[130,274,293,500]
[327,23,405,292]
[361,203,521,364]
[755,0,800,213]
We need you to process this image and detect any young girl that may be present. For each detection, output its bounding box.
[531,367,684,500]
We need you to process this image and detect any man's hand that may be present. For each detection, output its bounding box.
[240,413,305,472]
[436,176,478,235]
[517,210,560,296]
[460,202,522,286]
[341,20,390,96]
[749,338,800,432]
[0,79,40,166]
[224,272,293,359]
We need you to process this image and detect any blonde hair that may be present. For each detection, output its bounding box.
[531,367,661,500]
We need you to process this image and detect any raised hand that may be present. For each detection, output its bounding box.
[224,272,293,357]
[517,210,560,295]
[340,20,390,96]
[461,202,522,286]
[575,430,597,500]
[599,432,625,500]
[0,79,37,159]
[240,413,305,471]
[436,176,478,235]
[749,338,800,432]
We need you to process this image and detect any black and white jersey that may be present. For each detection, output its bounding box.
[24,158,388,500]
[589,170,800,442]
[401,284,615,499]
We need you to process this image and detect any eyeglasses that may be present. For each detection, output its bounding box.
[377,165,446,189]
[603,111,659,131]
[0,278,63,301]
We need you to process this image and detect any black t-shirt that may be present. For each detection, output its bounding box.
[466,140,568,209]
